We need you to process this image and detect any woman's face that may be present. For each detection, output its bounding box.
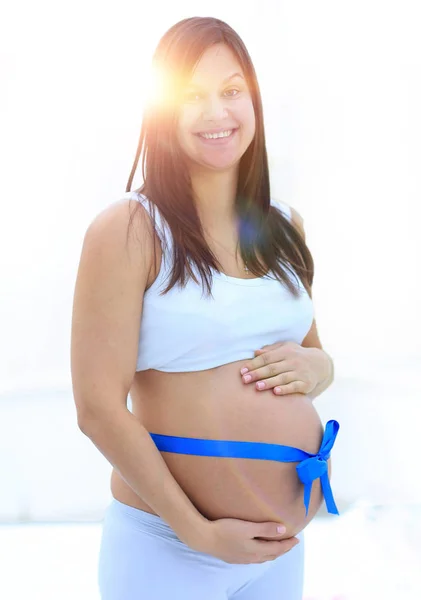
[176,43,256,172]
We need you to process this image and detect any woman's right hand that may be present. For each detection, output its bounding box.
[190,517,300,564]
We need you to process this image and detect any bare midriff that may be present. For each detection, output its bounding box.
[110,361,330,536]
[110,230,331,537]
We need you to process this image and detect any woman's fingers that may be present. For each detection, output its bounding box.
[242,367,294,390]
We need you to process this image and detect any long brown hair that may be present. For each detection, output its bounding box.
[126,16,314,298]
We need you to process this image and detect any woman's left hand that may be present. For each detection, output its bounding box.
[239,341,330,396]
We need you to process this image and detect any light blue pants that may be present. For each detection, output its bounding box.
[98,498,305,599]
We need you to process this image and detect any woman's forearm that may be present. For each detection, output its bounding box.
[79,408,210,546]
[307,350,335,401]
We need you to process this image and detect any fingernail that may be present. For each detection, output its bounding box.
[243,374,252,383]
[277,526,286,534]
[240,368,249,375]
[256,382,265,390]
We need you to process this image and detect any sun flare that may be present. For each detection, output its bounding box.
[142,63,180,111]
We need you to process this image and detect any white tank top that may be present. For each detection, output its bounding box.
[122,191,314,372]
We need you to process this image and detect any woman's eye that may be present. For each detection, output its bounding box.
[183,89,240,102]
[224,88,240,97]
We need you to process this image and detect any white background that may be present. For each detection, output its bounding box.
[1,0,420,522]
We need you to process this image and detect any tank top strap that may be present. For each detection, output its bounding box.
[270,198,292,222]
[122,191,174,265]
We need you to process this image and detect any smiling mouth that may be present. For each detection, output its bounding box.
[196,128,238,140]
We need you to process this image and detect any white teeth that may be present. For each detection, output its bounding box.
[199,129,233,139]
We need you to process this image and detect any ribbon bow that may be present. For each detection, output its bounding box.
[296,419,340,516]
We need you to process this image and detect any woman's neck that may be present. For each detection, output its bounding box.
[190,165,239,229]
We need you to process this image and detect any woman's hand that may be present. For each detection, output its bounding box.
[239,341,331,396]
[191,517,300,564]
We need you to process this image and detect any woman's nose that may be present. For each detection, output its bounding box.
[202,95,228,121]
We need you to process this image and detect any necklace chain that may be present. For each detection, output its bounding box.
[205,230,249,273]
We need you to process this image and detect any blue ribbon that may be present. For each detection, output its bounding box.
[295,419,340,516]
[150,419,340,517]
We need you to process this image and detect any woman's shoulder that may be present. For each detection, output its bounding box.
[270,198,292,221]
[119,189,148,209]
[270,199,306,239]
[117,190,168,242]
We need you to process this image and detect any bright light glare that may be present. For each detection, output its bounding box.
[142,63,174,110]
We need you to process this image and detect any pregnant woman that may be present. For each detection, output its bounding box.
[71,16,339,600]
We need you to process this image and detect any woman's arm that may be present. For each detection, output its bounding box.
[292,205,335,400]
[70,199,209,547]
[79,401,209,545]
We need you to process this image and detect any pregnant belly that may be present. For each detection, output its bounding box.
[116,360,331,537]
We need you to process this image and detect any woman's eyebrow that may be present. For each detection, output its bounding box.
[222,72,244,84]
